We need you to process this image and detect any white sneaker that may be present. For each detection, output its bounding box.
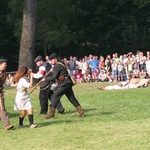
[109,80,112,83]
[30,124,38,128]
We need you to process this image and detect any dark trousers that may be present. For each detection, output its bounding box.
[39,88,64,114]
[50,84,80,108]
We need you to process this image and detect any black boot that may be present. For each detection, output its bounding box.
[19,116,24,128]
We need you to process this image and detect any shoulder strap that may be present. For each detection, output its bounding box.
[57,62,69,74]
[57,62,67,69]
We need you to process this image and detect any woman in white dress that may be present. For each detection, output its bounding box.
[13,67,38,128]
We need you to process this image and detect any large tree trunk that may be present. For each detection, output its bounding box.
[18,0,38,69]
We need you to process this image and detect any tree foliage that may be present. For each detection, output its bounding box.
[1,0,150,70]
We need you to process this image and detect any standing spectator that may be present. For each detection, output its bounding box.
[139,51,146,71]
[117,61,124,81]
[81,58,88,76]
[105,57,112,82]
[73,56,79,71]
[98,56,105,73]
[89,55,99,79]
[105,54,111,66]
[111,60,118,81]
[67,56,76,76]
[115,53,120,64]
[111,53,116,63]
[127,59,133,77]
[77,58,82,70]
[33,55,65,115]
[146,51,150,58]
[122,54,128,80]
[62,57,69,70]
[45,55,50,63]
[132,59,140,73]
[0,58,14,130]
[13,67,38,128]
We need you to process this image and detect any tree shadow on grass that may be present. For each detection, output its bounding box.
[100,112,114,115]
[37,119,75,127]
[7,112,20,118]
[64,108,96,114]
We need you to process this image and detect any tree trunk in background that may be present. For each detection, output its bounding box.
[18,0,38,69]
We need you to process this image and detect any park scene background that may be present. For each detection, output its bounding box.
[0,0,150,71]
[1,1,150,149]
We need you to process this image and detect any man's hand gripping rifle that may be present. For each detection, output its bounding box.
[29,68,53,94]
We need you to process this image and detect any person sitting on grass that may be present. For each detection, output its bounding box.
[13,67,38,128]
[98,72,150,90]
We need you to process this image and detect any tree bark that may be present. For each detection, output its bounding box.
[18,0,38,69]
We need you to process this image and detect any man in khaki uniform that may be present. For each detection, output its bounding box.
[0,58,14,130]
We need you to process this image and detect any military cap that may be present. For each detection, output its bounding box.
[49,53,58,59]
[0,58,7,64]
[34,55,43,63]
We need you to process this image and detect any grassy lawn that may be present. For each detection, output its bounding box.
[0,82,150,150]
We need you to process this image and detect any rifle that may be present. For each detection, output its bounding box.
[29,69,53,94]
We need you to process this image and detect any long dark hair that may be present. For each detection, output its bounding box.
[13,67,28,82]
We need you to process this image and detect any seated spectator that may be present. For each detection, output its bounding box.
[91,69,98,82]
[139,69,147,79]
[97,69,108,82]
[83,69,91,82]
[75,69,83,83]
[6,73,17,87]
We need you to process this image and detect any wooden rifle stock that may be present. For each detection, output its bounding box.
[29,69,52,94]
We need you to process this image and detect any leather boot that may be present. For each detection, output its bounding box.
[44,107,55,119]
[76,106,85,117]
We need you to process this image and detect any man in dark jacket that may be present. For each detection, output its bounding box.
[42,53,85,119]
[33,55,65,115]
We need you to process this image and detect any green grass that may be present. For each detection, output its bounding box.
[1,82,150,150]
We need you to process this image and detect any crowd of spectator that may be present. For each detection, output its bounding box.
[5,50,150,86]
[61,50,150,83]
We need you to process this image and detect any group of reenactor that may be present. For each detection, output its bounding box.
[0,53,85,130]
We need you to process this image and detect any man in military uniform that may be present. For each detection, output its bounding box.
[0,58,14,130]
[33,55,65,115]
[42,53,85,119]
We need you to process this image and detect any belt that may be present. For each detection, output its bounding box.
[40,82,52,91]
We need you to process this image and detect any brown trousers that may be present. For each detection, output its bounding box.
[0,92,10,127]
